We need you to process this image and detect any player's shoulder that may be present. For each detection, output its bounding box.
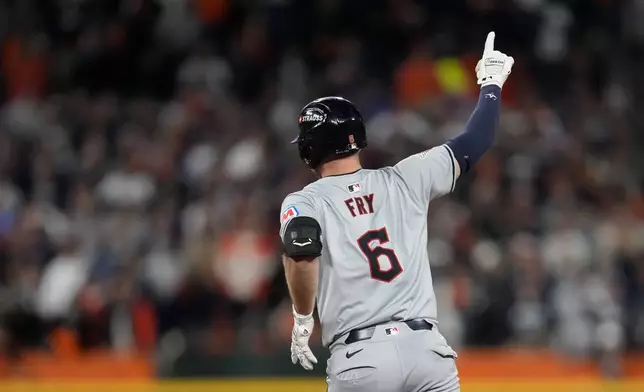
[280,188,319,226]
[389,145,454,176]
[400,145,453,165]
[299,175,343,195]
[363,164,405,183]
[281,187,316,206]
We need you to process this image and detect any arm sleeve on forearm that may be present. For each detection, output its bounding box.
[446,85,501,173]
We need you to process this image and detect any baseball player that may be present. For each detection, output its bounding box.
[279,32,513,392]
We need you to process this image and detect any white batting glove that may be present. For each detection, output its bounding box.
[476,32,514,89]
[290,307,318,370]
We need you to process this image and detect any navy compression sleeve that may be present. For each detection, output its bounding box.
[446,85,501,173]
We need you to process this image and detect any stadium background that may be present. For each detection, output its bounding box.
[0,0,642,390]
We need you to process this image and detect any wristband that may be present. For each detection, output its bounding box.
[293,306,314,323]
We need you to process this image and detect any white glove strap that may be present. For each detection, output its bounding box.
[480,79,503,88]
[293,306,314,324]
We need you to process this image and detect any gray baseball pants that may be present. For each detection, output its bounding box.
[325,321,460,392]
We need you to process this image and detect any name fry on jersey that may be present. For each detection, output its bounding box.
[344,194,374,217]
[281,206,299,225]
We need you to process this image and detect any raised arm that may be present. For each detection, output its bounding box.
[447,31,514,174]
[393,32,514,205]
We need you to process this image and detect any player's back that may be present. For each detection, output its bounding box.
[301,168,436,346]
[279,146,455,346]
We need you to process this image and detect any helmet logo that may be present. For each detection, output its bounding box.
[299,108,325,123]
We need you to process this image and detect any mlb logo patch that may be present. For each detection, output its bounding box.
[347,182,361,193]
[385,327,399,336]
[280,206,299,225]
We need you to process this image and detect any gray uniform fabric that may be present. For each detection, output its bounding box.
[326,321,459,392]
[280,145,460,391]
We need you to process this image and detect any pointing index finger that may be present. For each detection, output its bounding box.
[484,31,495,54]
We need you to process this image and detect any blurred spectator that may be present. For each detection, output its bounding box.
[0,0,641,379]
[36,235,87,324]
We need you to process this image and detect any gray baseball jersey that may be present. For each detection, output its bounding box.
[280,145,457,347]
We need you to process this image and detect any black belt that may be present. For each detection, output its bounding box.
[344,319,433,345]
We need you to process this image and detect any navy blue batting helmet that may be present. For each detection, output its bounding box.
[291,97,367,169]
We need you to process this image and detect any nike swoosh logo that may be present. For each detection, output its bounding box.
[345,348,363,359]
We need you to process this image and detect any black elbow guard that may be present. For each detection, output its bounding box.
[283,216,323,259]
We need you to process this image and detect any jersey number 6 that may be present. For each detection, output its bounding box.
[357,227,403,282]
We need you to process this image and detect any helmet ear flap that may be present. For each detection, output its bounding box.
[297,139,314,167]
[297,125,328,168]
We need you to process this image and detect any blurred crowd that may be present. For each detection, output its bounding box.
[0,0,643,374]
